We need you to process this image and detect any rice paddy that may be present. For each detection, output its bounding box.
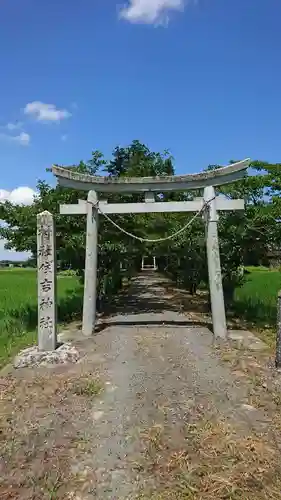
[0,268,82,368]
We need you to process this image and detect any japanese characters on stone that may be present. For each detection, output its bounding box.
[37,211,57,350]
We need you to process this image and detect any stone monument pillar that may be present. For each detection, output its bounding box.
[37,211,57,351]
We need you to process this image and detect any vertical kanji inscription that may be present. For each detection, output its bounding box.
[37,211,57,350]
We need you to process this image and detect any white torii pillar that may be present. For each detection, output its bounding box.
[204,186,227,339]
[59,190,99,336]
[82,191,98,336]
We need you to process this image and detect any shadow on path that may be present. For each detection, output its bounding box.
[95,319,208,333]
[102,273,178,314]
[100,272,210,330]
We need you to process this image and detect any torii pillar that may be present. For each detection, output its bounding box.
[82,191,98,337]
[204,186,227,339]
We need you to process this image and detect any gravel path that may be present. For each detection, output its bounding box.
[65,273,270,499]
[1,273,276,500]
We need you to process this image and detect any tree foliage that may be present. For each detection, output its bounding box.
[0,140,280,307]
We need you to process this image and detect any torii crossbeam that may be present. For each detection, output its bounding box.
[53,159,250,193]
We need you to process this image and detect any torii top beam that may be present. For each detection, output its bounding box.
[52,158,250,193]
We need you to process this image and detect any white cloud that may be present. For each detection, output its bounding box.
[24,101,72,123]
[0,131,30,146]
[0,187,36,261]
[0,186,36,205]
[61,134,68,142]
[14,132,30,146]
[120,0,185,24]
[6,121,23,131]
[0,190,9,201]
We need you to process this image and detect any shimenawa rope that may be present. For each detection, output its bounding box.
[89,197,215,244]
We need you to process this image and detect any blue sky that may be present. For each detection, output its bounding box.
[0,0,280,257]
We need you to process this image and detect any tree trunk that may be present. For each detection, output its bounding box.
[223,283,235,309]
[276,291,281,368]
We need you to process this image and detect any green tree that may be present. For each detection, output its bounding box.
[1,143,279,311]
[0,142,176,304]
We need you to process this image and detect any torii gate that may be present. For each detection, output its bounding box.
[52,159,250,339]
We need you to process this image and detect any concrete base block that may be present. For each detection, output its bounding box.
[228,330,267,351]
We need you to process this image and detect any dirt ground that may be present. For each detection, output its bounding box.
[1,273,281,499]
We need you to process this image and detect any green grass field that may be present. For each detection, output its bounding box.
[1,266,280,369]
[233,267,281,330]
[0,268,82,368]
